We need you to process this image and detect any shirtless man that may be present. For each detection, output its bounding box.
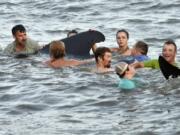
[93,47,114,73]
[45,41,93,68]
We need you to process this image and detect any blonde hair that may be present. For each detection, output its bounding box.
[50,41,66,59]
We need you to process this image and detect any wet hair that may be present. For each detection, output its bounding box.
[134,41,149,55]
[50,41,66,59]
[94,47,111,63]
[116,29,129,39]
[163,39,177,53]
[67,30,78,37]
[12,24,26,36]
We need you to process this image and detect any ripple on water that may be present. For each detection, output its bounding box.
[0,0,180,134]
[14,103,49,113]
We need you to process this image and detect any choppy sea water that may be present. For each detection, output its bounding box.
[0,0,180,135]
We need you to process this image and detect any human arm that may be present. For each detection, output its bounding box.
[73,58,94,66]
[91,43,97,54]
[130,62,144,69]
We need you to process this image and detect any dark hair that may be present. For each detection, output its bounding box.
[134,41,149,55]
[67,30,78,37]
[164,39,177,53]
[116,29,129,39]
[12,24,26,35]
[94,47,111,63]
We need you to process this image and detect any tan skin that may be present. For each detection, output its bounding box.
[111,32,131,56]
[46,58,93,68]
[131,47,142,56]
[94,52,114,73]
[14,31,27,52]
[162,44,176,64]
[123,65,136,79]
[131,43,176,68]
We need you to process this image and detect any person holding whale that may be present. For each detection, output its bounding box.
[45,40,93,68]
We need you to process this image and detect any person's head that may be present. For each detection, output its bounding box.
[67,30,78,37]
[50,41,66,59]
[115,62,135,78]
[116,29,129,48]
[131,41,149,56]
[95,47,112,68]
[12,24,27,45]
[162,40,177,64]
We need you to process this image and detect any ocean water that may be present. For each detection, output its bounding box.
[0,0,180,135]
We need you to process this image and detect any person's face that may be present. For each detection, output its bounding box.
[14,31,27,45]
[101,52,112,68]
[116,32,128,48]
[162,44,176,63]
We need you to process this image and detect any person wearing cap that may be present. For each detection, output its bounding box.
[92,47,114,73]
[115,62,136,90]
[131,40,177,69]
[45,40,93,68]
[4,24,40,55]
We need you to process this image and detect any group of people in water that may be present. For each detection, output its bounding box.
[3,24,178,90]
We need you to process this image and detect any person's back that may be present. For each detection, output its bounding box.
[45,40,92,68]
[4,24,40,55]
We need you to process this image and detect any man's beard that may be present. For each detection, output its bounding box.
[18,39,26,45]
[105,61,111,68]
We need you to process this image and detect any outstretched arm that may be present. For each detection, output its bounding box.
[131,62,144,69]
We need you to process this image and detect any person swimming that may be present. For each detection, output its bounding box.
[111,29,131,56]
[115,62,136,90]
[131,41,150,62]
[92,47,114,73]
[45,40,93,68]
